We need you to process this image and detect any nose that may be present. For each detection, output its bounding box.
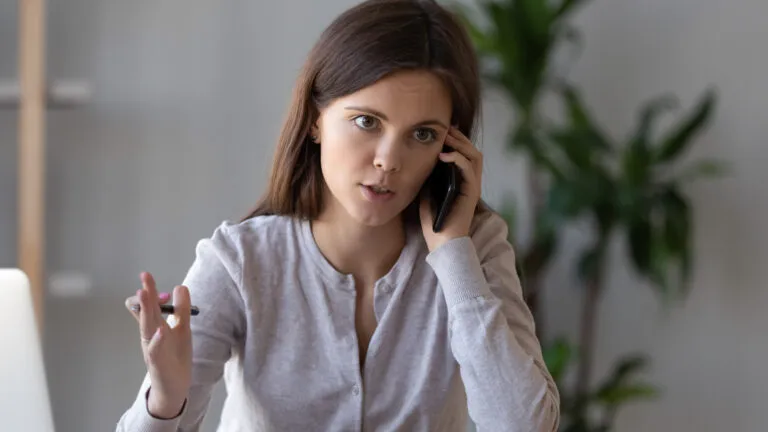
[373,137,402,173]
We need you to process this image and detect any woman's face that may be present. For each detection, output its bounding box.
[313,69,453,227]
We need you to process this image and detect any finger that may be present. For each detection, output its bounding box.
[444,131,483,178]
[158,292,171,304]
[127,292,172,308]
[126,292,172,322]
[439,153,478,196]
[171,285,192,333]
[141,272,164,325]
[138,289,155,342]
[145,325,166,362]
[445,129,482,161]
[125,295,140,322]
[141,272,161,303]
[138,288,167,343]
[439,151,475,179]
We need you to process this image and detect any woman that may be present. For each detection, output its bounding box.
[117,0,560,430]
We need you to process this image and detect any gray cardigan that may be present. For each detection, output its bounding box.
[116,212,559,431]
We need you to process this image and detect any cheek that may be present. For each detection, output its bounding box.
[319,126,371,179]
[404,153,439,193]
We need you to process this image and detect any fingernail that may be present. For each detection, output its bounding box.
[153,326,162,340]
[158,292,170,301]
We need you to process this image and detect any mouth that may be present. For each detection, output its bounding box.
[362,184,393,194]
[360,183,396,201]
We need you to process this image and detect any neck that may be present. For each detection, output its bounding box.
[311,204,406,286]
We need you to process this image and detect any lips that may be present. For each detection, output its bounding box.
[360,184,396,202]
[366,184,391,193]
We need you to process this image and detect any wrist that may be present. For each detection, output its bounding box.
[146,387,187,420]
[427,231,467,252]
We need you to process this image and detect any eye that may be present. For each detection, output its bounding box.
[413,127,437,143]
[353,115,379,130]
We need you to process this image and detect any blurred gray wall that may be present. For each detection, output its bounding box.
[0,0,766,431]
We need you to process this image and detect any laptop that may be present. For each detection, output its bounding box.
[0,268,56,431]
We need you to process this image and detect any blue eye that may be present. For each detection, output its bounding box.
[414,128,437,143]
[353,115,378,130]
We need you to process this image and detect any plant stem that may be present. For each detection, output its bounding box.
[575,247,605,399]
[524,273,544,340]
[526,157,546,339]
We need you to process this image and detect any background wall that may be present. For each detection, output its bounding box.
[0,0,765,431]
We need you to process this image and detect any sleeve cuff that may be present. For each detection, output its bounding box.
[128,387,186,432]
[425,236,492,308]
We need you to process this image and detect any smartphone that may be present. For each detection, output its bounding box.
[427,150,461,232]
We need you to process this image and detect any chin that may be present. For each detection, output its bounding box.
[349,210,397,227]
[346,202,405,228]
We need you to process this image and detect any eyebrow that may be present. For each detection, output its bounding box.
[344,106,448,130]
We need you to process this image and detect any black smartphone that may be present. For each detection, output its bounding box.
[427,151,461,232]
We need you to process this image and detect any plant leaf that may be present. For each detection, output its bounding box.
[500,196,519,246]
[520,0,551,41]
[595,382,660,405]
[559,85,613,154]
[450,3,497,56]
[659,187,693,297]
[624,95,678,185]
[676,159,729,183]
[627,218,653,275]
[655,88,717,162]
[554,0,591,19]
[511,126,565,179]
[630,94,679,151]
[577,247,600,281]
[593,355,659,407]
[548,128,593,169]
[561,86,599,133]
[545,179,584,218]
[611,355,648,382]
[542,337,573,384]
[523,224,557,277]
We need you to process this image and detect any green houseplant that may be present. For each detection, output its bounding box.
[451,0,726,430]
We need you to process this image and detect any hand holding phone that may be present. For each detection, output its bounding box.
[427,155,461,233]
[420,127,483,251]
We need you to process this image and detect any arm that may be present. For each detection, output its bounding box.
[116,223,246,432]
[425,211,560,432]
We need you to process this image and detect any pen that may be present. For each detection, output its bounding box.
[130,304,200,316]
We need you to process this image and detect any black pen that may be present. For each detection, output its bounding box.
[130,304,200,316]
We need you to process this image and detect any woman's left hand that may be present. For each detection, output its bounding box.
[420,127,483,252]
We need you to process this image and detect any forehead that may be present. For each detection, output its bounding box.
[331,70,452,123]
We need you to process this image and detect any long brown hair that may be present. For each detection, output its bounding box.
[242,0,486,222]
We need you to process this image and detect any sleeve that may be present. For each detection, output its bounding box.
[116,223,247,432]
[425,211,560,432]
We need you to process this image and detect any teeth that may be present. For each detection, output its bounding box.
[370,185,389,193]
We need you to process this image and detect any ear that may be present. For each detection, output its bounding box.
[310,123,320,144]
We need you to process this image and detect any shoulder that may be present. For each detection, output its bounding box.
[214,214,299,246]
[197,214,301,274]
